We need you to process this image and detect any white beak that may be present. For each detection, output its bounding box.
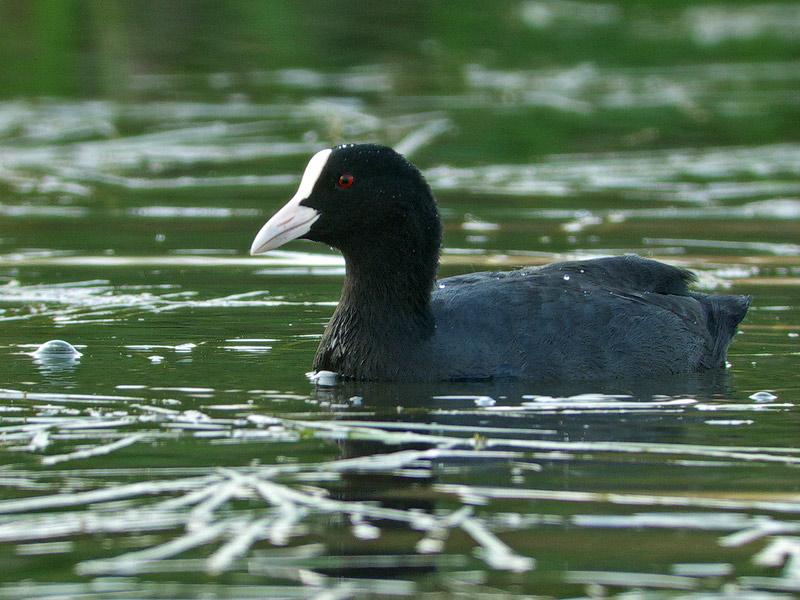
[249,148,332,255]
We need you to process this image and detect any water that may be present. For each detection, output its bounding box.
[1,1,799,597]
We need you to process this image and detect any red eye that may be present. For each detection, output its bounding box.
[337,173,354,189]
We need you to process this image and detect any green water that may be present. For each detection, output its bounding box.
[1,1,799,597]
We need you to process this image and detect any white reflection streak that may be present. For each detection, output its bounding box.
[0,279,341,323]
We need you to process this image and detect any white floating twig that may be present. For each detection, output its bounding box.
[206,516,275,574]
[78,518,237,575]
[41,433,148,466]
[460,516,535,572]
[0,475,220,514]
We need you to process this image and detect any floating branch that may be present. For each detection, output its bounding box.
[41,433,147,466]
[206,515,278,574]
[461,516,535,572]
[435,484,800,515]
[78,518,239,576]
[0,475,221,515]
[0,447,540,576]
[279,417,800,464]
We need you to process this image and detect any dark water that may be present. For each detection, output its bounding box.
[1,1,799,597]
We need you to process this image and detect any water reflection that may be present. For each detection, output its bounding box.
[311,371,744,454]
[0,0,797,595]
[310,370,740,583]
[316,369,735,412]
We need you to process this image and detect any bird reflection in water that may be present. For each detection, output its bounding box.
[308,371,735,581]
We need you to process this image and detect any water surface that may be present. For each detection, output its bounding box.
[1,2,799,597]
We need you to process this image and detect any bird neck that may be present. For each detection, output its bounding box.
[313,243,439,378]
[342,244,437,320]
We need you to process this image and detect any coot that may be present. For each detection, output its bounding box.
[250,144,750,381]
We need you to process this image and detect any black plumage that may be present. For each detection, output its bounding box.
[251,144,750,381]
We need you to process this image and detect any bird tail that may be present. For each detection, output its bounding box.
[696,294,751,367]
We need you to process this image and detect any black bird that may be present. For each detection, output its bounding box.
[250,144,750,381]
